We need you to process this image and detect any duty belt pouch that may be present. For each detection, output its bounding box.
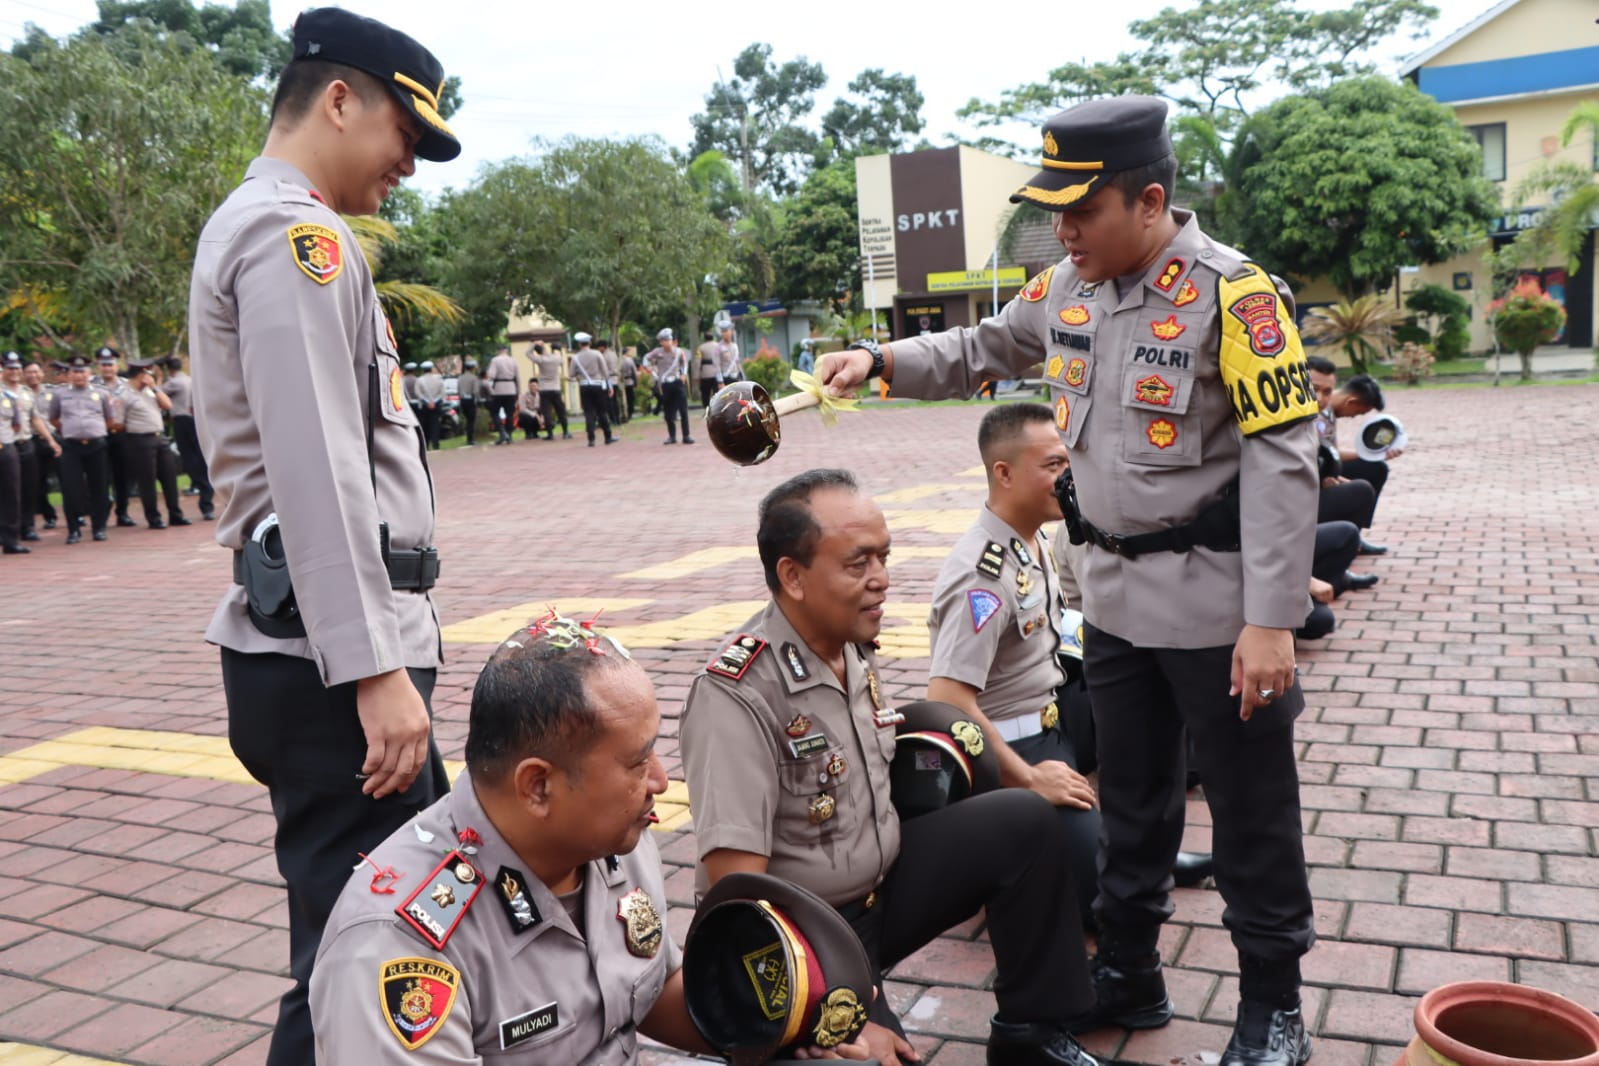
[242,520,307,639]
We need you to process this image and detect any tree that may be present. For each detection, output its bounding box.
[1489,279,1565,381]
[1499,102,1599,278]
[690,43,827,196]
[439,137,729,345]
[820,69,926,160]
[1221,76,1498,297]
[1402,284,1471,360]
[88,0,288,80]
[0,27,266,359]
[1298,294,1407,374]
[773,159,861,306]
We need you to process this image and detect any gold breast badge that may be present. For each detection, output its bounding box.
[808,793,836,825]
[616,888,663,958]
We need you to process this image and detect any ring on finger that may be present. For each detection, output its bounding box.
[1256,687,1276,700]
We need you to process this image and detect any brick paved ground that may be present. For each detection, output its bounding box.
[0,382,1595,1065]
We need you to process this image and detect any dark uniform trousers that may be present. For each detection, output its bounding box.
[489,395,516,442]
[417,404,441,450]
[221,650,450,1066]
[537,389,568,438]
[1011,678,1102,929]
[33,438,58,525]
[0,443,20,549]
[578,384,612,443]
[1083,624,1314,965]
[123,432,183,523]
[658,381,690,441]
[1317,478,1376,529]
[458,397,477,444]
[846,790,1094,1035]
[107,432,132,519]
[1300,521,1362,640]
[172,414,214,514]
[1340,458,1389,512]
[14,438,40,537]
[59,436,111,532]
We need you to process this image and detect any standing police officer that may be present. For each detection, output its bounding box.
[21,361,61,532]
[485,345,521,444]
[95,347,137,527]
[0,375,24,554]
[47,355,117,544]
[188,12,460,1063]
[530,341,570,441]
[643,329,692,444]
[120,360,189,528]
[820,97,1319,1065]
[569,333,615,447]
[455,356,480,444]
[3,352,58,543]
[162,355,215,520]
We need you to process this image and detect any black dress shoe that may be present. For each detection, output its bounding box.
[682,436,695,444]
[148,518,167,530]
[202,510,216,521]
[663,439,676,445]
[65,529,82,545]
[21,530,40,542]
[988,1019,1098,1066]
[92,530,107,541]
[2,544,30,555]
[43,518,57,530]
[1346,572,1380,591]
[1173,851,1214,888]
[1357,540,1388,556]
[116,515,138,528]
[1220,1002,1311,1066]
[1065,955,1174,1033]
[604,437,617,445]
[171,515,192,526]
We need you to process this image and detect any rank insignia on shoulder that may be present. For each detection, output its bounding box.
[782,642,809,682]
[707,634,767,680]
[380,957,460,1051]
[397,850,482,950]
[617,888,663,958]
[968,589,1002,633]
[495,867,541,935]
[287,222,344,285]
[1009,537,1032,567]
[977,541,1005,580]
[1154,257,1185,292]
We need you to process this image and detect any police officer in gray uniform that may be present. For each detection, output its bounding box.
[2,352,57,543]
[569,333,615,446]
[188,11,460,1063]
[0,377,26,554]
[47,355,117,543]
[455,356,480,444]
[161,355,214,520]
[821,97,1319,1065]
[94,348,137,527]
[120,360,190,528]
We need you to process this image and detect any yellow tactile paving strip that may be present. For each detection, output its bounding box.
[619,546,756,580]
[874,483,978,504]
[440,597,653,644]
[0,1044,123,1065]
[883,508,976,535]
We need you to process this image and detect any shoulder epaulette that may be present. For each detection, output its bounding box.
[707,634,767,681]
[976,541,1006,580]
[396,850,483,950]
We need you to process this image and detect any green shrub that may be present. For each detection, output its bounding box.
[741,354,793,398]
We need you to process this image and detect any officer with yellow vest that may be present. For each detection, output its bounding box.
[820,96,1319,1065]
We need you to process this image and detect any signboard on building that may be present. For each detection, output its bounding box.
[926,267,1026,293]
[859,214,894,259]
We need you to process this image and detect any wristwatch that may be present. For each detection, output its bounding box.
[848,339,886,380]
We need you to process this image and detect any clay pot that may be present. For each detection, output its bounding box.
[1394,982,1599,1066]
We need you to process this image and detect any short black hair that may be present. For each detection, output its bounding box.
[1342,374,1385,411]
[270,59,384,126]
[1305,355,1337,377]
[978,402,1054,468]
[1106,153,1177,208]
[464,620,637,785]
[756,469,858,594]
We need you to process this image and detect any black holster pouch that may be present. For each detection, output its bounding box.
[1054,468,1087,545]
[236,523,307,639]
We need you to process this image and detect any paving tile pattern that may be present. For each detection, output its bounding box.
[1,384,1597,1064]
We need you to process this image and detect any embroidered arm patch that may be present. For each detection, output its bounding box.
[380,956,461,1051]
[287,222,343,285]
[1217,264,1318,436]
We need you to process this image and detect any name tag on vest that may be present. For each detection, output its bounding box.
[500,1001,559,1049]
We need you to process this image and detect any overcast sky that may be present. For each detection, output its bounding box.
[2,0,1497,197]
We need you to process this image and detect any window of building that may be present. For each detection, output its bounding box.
[1467,123,1507,182]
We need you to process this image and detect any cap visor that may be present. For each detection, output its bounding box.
[1009,170,1107,211]
[388,87,460,162]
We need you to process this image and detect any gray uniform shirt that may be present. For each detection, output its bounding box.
[889,210,1318,648]
[681,602,901,906]
[415,371,445,405]
[702,340,739,380]
[162,371,194,418]
[121,385,165,434]
[189,156,440,686]
[0,391,19,445]
[571,349,609,387]
[533,352,565,393]
[603,349,621,386]
[456,370,479,403]
[487,353,520,397]
[47,384,114,440]
[13,386,35,441]
[312,771,679,1064]
[641,347,684,384]
[928,508,1064,722]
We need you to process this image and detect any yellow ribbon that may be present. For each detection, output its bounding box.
[788,370,860,427]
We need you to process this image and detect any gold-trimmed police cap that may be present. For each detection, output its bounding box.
[889,700,1002,820]
[1010,95,1172,211]
[290,8,461,163]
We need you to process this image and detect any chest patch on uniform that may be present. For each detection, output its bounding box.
[1059,305,1090,326]
[1051,329,1092,352]
[1174,278,1199,307]
[968,589,1003,632]
[495,866,541,935]
[707,635,767,680]
[500,1001,559,1050]
[1150,315,1186,341]
[396,850,482,950]
[380,957,460,1051]
[1135,375,1174,407]
[1054,395,1070,429]
[1154,257,1185,292]
[388,366,406,414]
[1046,355,1064,379]
[1218,264,1318,437]
[1147,418,1178,450]
[617,887,663,958]
[976,541,1005,579]
[287,222,344,285]
[1019,266,1054,302]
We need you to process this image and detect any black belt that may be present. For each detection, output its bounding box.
[233,546,440,592]
[834,887,880,923]
[1080,515,1238,559]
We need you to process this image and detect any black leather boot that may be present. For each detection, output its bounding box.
[1064,928,1173,1033]
[1221,1001,1311,1066]
[988,1019,1099,1066]
[1172,851,1214,887]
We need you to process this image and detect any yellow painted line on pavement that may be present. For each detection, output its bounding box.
[0,1045,124,1065]
[441,598,654,645]
[956,465,986,478]
[875,483,978,505]
[620,547,756,580]
[884,509,976,535]
[607,602,768,648]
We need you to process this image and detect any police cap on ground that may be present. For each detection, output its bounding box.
[657,328,674,341]
[289,7,461,163]
[889,700,1002,820]
[1,351,20,369]
[1010,95,1173,211]
[95,346,120,364]
[684,872,872,1065]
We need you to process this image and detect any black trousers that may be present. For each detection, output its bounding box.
[33,439,57,524]
[489,395,516,441]
[1084,624,1314,965]
[538,389,568,437]
[417,405,441,450]
[123,432,183,523]
[624,385,637,420]
[1010,689,1102,928]
[15,438,40,536]
[221,649,450,1066]
[851,789,1094,1033]
[59,436,110,532]
[578,384,613,443]
[1317,478,1376,528]
[659,380,690,441]
[698,378,717,408]
[459,398,477,444]
[107,432,131,518]
[1341,458,1389,516]
[0,444,19,549]
[172,415,213,513]
[1313,521,1361,595]
[606,387,621,424]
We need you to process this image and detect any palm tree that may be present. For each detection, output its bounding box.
[343,215,462,327]
[1298,294,1406,374]
[1501,102,1599,276]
